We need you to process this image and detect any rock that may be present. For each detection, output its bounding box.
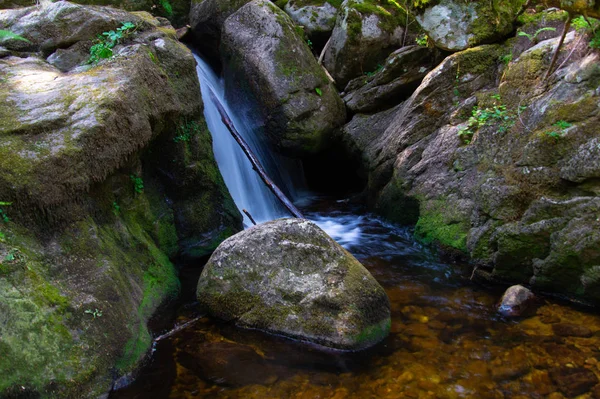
[220,0,346,156]
[549,366,599,397]
[196,218,391,350]
[414,0,526,51]
[283,0,338,47]
[322,0,409,88]
[343,45,435,113]
[552,323,594,338]
[189,0,252,59]
[342,17,600,304]
[0,3,241,396]
[497,285,535,317]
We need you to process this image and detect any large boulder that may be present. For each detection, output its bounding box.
[0,2,241,396]
[221,0,346,156]
[282,0,338,47]
[188,0,252,59]
[196,218,391,350]
[322,0,410,88]
[347,13,600,304]
[414,0,526,51]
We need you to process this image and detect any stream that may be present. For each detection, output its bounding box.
[110,53,600,399]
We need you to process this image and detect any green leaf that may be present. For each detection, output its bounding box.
[0,202,12,206]
[0,29,30,43]
[315,87,323,96]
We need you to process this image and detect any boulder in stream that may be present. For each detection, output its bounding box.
[497,285,535,317]
[196,218,391,350]
[220,0,346,157]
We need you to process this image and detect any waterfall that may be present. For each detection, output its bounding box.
[193,53,298,226]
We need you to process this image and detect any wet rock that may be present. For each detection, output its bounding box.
[497,285,535,317]
[196,218,391,350]
[220,0,346,156]
[414,0,525,51]
[322,0,409,88]
[343,45,435,113]
[549,366,599,397]
[552,323,594,338]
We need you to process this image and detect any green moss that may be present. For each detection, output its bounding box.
[414,199,469,253]
[352,317,391,347]
[348,0,409,34]
[375,177,420,225]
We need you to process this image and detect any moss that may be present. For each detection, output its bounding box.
[414,199,469,253]
[469,0,527,46]
[348,0,409,34]
[375,177,420,225]
[352,317,391,347]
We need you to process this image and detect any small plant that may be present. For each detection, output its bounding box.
[88,22,136,64]
[0,30,31,43]
[415,33,428,47]
[159,0,173,17]
[571,15,600,49]
[85,308,103,319]
[0,202,11,224]
[457,95,517,144]
[315,87,323,96]
[0,231,5,242]
[112,201,121,216]
[130,175,144,194]
[517,27,556,43]
[365,64,384,78]
[306,38,313,49]
[544,120,572,140]
[499,52,513,65]
[173,120,203,143]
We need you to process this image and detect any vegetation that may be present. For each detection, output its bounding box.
[0,30,30,43]
[88,22,136,64]
[544,120,572,140]
[173,120,203,143]
[458,96,517,145]
[159,0,173,17]
[517,27,556,42]
[130,174,144,194]
[415,33,428,47]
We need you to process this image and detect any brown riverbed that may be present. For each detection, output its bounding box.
[111,200,600,399]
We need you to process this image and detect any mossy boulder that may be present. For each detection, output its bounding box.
[0,0,190,28]
[414,0,526,51]
[220,0,346,156]
[196,218,391,350]
[0,3,241,396]
[322,0,411,88]
[282,0,338,48]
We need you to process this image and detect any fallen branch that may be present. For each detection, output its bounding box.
[243,209,257,225]
[543,13,571,83]
[153,315,203,343]
[208,89,304,219]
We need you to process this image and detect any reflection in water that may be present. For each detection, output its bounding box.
[111,198,600,399]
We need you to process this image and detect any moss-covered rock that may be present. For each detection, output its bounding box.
[414,0,526,51]
[0,0,190,28]
[322,0,413,88]
[0,3,241,396]
[220,0,346,157]
[197,218,391,350]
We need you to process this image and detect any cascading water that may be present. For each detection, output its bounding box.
[193,51,363,245]
[193,52,293,226]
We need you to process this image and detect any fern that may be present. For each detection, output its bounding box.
[517,27,557,42]
[0,30,30,43]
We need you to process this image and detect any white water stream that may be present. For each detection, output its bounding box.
[193,52,362,246]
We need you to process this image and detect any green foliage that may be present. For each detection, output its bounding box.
[544,120,572,140]
[0,202,11,224]
[315,87,323,96]
[458,96,517,144]
[88,22,136,64]
[571,16,600,48]
[517,27,556,42]
[159,0,173,16]
[365,64,384,78]
[415,33,428,47]
[173,120,203,143]
[84,308,103,319]
[130,175,144,194]
[0,30,31,43]
[499,52,513,65]
[112,201,121,216]
[306,38,313,49]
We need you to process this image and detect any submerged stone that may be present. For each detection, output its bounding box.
[497,285,535,317]
[196,218,391,350]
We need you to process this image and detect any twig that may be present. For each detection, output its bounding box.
[243,209,257,225]
[208,89,304,219]
[318,36,332,65]
[153,316,203,343]
[543,13,571,83]
[470,265,479,280]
